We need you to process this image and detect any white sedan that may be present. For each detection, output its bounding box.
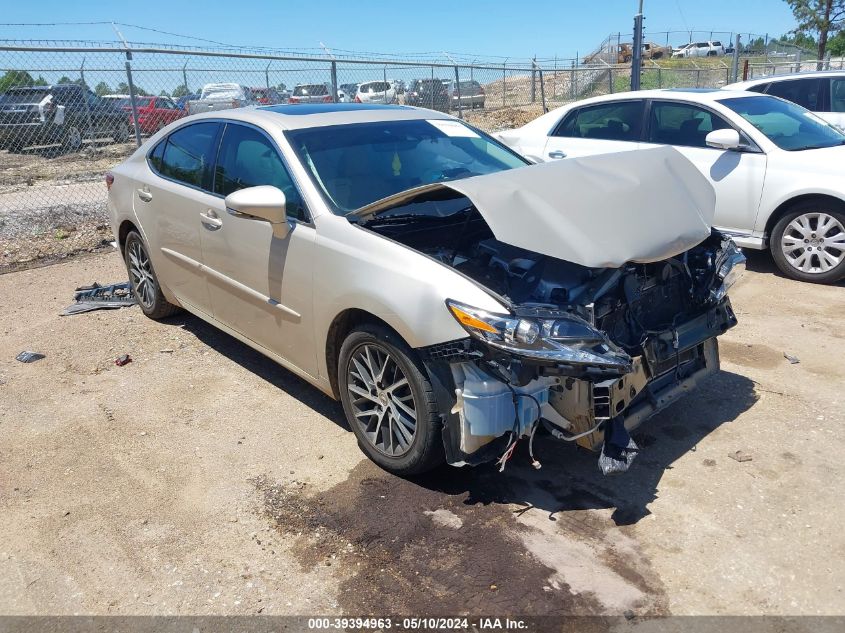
[496,89,845,283]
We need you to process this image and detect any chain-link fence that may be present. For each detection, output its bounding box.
[0,39,831,273]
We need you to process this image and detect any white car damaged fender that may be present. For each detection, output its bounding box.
[355,147,744,473]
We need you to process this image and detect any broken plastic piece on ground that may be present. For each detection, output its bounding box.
[729,450,752,462]
[783,352,800,364]
[61,282,136,316]
[16,351,45,363]
[598,417,639,475]
[114,354,132,367]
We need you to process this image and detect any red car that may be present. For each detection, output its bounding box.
[119,96,185,134]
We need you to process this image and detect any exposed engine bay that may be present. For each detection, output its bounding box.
[358,188,744,474]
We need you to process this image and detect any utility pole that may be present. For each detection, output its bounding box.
[631,0,644,91]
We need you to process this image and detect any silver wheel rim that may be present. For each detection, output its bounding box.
[781,212,845,275]
[66,127,82,150]
[127,239,156,309]
[346,343,417,457]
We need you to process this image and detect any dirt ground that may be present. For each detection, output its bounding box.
[0,249,843,620]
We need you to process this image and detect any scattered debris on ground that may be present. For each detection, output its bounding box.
[114,354,132,367]
[783,353,800,365]
[15,351,45,363]
[61,281,136,315]
[728,450,753,463]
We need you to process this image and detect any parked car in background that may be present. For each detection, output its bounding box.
[251,87,285,105]
[175,93,200,111]
[0,84,131,153]
[723,71,845,130]
[495,89,845,283]
[405,78,449,111]
[110,96,185,135]
[336,89,350,103]
[340,83,360,98]
[106,104,742,476]
[673,41,725,58]
[617,42,672,63]
[187,83,256,115]
[288,83,333,104]
[355,81,397,104]
[447,80,486,110]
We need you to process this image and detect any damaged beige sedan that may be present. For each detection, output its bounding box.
[107,104,744,476]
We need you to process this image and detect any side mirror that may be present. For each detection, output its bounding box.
[705,128,742,151]
[225,185,287,226]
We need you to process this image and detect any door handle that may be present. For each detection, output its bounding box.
[137,188,152,202]
[548,150,567,159]
[199,210,223,229]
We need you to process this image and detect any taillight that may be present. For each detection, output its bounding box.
[231,99,239,108]
[289,96,298,104]
[322,94,332,102]
[354,95,361,103]
[105,172,114,191]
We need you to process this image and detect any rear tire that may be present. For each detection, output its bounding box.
[338,324,444,476]
[770,202,845,284]
[61,125,83,153]
[124,231,182,319]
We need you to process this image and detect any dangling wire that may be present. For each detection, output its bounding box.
[528,420,542,470]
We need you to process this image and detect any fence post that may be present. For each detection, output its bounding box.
[265,62,271,91]
[609,67,614,93]
[454,66,462,119]
[695,68,701,88]
[124,51,143,147]
[80,58,94,150]
[657,66,662,88]
[502,63,507,108]
[631,4,644,91]
[538,66,547,112]
[182,62,189,94]
[731,33,741,82]
[573,62,578,99]
[530,57,536,103]
[330,61,338,103]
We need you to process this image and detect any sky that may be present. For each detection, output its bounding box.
[0,0,798,62]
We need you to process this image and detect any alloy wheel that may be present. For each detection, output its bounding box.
[127,239,156,309]
[346,343,417,457]
[780,212,845,275]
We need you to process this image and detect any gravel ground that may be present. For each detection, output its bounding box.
[0,249,843,619]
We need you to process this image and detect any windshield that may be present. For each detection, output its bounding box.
[286,118,528,215]
[0,89,50,104]
[293,84,328,96]
[720,95,845,150]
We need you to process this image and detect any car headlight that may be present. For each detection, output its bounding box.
[446,300,631,371]
[711,241,746,302]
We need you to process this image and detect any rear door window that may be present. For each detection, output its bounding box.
[830,78,845,112]
[213,123,306,221]
[155,122,221,189]
[765,78,823,111]
[648,101,732,148]
[552,101,645,141]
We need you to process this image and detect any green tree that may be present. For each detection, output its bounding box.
[56,76,74,84]
[786,0,845,63]
[159,90,171,97]
[0,70,36,91]
[94,81,111,96]
[828,29,845,54]
[171,83,190,98]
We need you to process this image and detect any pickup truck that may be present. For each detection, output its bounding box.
[186,83,256,115]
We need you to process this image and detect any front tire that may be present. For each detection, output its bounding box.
[124,231,181,319]
[770,202,845,283]
[62,125,83,153]
[338,324,444,476]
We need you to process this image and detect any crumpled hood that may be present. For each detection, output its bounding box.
[440,146,716,269]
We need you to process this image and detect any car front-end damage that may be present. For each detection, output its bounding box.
[354,147,745,473]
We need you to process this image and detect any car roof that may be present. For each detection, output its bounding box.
[559,88,761,107]
[181,103,454,130]
[724,70,845,90]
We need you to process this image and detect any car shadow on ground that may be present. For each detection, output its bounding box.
[744,248,845,287]
[166,311,757,526]
[164,311,349,429]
